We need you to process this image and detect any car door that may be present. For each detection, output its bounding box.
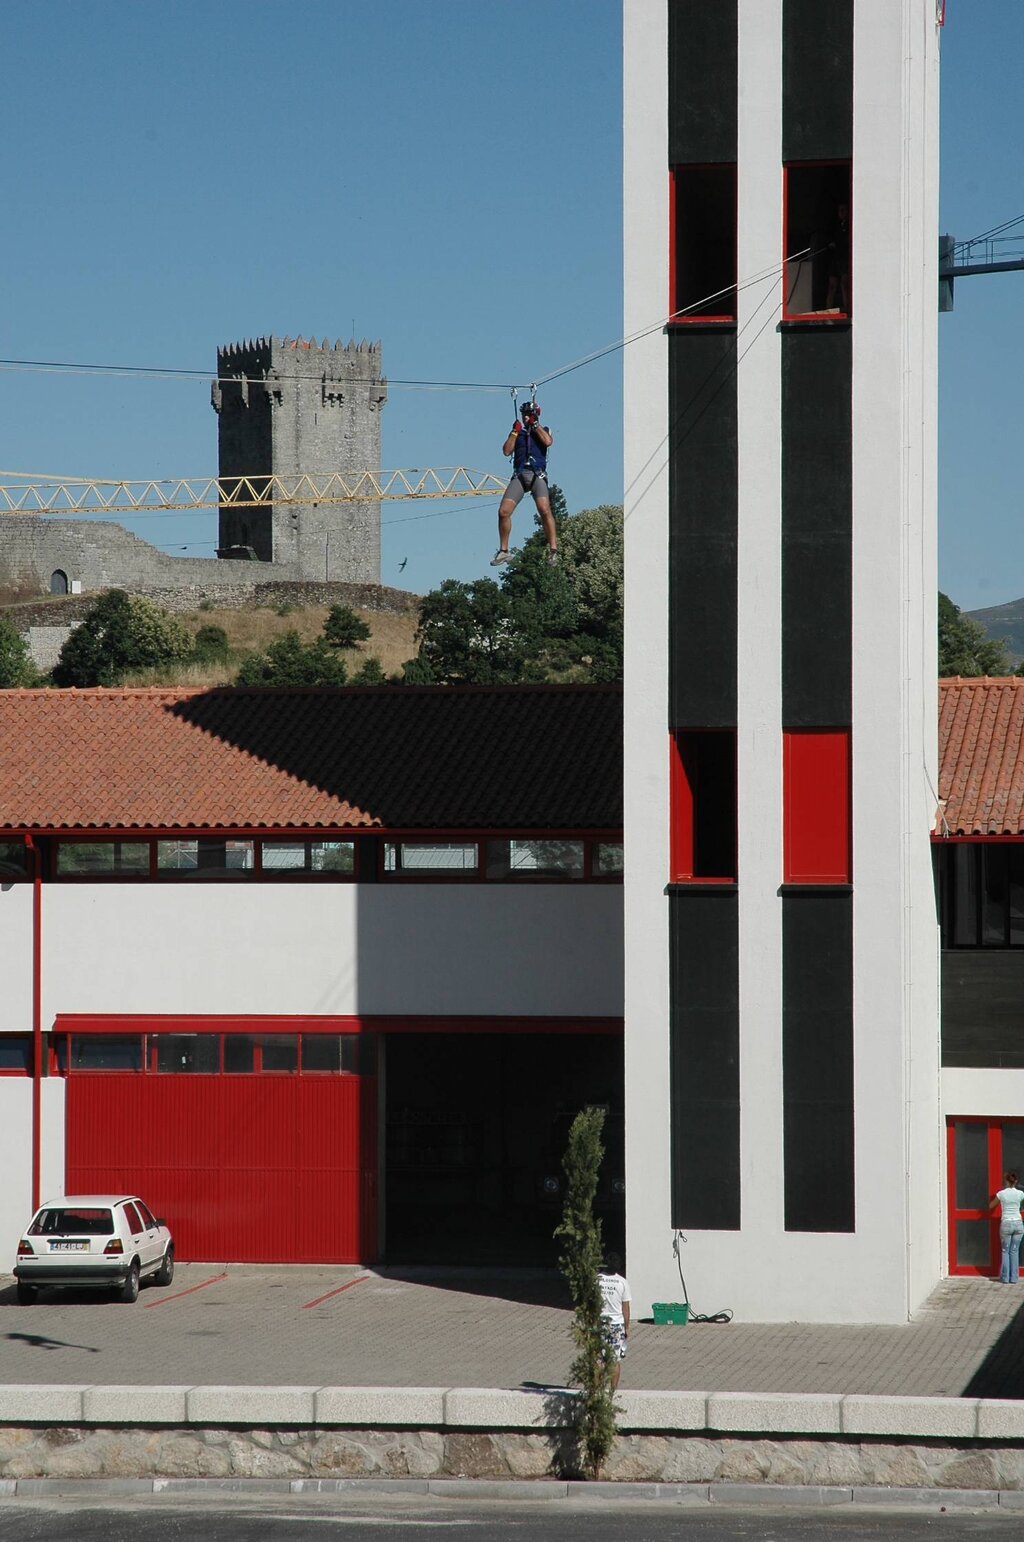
[123,1201,156,1272]
[135,1200,166,1271]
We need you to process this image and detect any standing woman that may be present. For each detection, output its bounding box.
[990,1171,1024,1284]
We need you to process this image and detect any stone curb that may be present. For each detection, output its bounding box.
[0,1384,1014,1439]
[1,1478,1018,1509]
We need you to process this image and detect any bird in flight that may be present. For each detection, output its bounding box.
[398,558,408,573]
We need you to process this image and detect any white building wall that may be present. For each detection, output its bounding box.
[624,0,941,1322]
[0,1080,64,1280]
[850,0,942,1316]
[623,0,673,1326]
[0,885,33,1030]
[37,885,622,1020]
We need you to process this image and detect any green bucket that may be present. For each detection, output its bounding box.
[652,1301,690,1325]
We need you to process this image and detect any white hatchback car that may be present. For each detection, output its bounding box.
[14,1195,174,1304]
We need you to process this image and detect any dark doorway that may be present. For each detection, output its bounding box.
[50,570,69,595]
[384,1032,624,1265]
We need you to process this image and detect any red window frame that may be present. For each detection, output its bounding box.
[670,164,738,324]
[783,160,852,322]
[669,730,737,883]
[946,1118,1024,1276]
[783,730,851,884]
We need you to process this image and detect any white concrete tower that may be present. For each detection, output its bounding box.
[624,0,941,1322]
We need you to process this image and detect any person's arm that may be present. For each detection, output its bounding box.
[503,424,520,455]
[622,1299,630,1336]
[990,1193,1002,1213]
[534,425,553,448]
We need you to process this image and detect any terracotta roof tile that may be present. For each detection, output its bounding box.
[0,685,622,833]
[938,676,1024,834]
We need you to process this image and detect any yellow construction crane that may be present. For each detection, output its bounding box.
[0,467,506,516]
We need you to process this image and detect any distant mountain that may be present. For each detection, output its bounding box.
[967,599,1024,668]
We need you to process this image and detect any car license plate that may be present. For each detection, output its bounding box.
[49,1240,88,1251]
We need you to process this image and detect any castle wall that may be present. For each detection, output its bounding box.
[0,516,286,596]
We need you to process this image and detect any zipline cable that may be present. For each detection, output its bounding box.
[0,247,814,409]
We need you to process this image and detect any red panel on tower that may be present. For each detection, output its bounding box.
[784,730,851,884]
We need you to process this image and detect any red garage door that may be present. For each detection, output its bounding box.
[66,1072,377,1264]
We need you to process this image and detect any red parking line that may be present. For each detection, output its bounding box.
[143,1271,229,1309]
[302,1273,370,1309]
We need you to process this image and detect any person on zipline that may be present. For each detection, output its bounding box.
[491,401,559,566]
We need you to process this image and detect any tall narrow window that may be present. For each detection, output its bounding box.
[670,730,737,882]
[671,165,737,322]
[784,162,852,320]
[783,730,851,883]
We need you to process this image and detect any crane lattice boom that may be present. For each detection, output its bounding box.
[0,467,506,516]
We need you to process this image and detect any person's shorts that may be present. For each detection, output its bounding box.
[502,471,549,508]
[601,1321,628,1361]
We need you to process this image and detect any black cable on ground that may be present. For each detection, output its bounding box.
[673,1231,733,1324]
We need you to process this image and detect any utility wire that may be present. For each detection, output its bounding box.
[0,248,813,407]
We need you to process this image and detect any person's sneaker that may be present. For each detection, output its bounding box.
[547,548,560,566]
[490,549,513,566]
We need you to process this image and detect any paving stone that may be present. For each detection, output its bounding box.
[314,1387,445,1426]
[842,1395,978,1438]
[444,1387,576,1429]
[570,1481,711,1501]
[290,1477,431,1493]
[0,1387,89,1423]
[428,1478,568,1499]
[711,1483,853,1506]
[977,1400,1024,1440]
[850,1486,999,1507]
[616,1391,707,1431]
[82,1386,190,1425]
[186,1386,315,1425]
[707,1392,843,1434]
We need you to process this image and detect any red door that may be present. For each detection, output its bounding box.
[947,1118,1024,1276]
[66,1074,378,1264]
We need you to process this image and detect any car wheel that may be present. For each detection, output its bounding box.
[154,1244,175,1287]
[118,1261,140,1304]
[16,1283,36,1305]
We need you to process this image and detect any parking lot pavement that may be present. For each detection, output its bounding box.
[0,1269,1020,1397]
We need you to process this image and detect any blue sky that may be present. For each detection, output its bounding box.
[939,1,1024,612]
[0,3,1017,606]
[0,0,621,593]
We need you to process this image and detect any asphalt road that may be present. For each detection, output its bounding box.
[1,1496,1023,1541]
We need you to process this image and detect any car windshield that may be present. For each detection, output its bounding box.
[28,1207,114,1236]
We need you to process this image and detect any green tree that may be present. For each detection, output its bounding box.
[405,502,624,686]
[323,604,371,650]
[53,590,193,687]
[192,624,231,663]
[938,592,1011,677]
[554,1107,618,1480]
[400,654,436,685]
[414,578,527,684]
[235,630,349,686]
[0,620,36,687]
[350,655,386,686]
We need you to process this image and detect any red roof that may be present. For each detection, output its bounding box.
[0,685,622,833]
[938,676,1024,835]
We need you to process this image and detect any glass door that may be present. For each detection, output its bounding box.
[947,1118,1024,1275]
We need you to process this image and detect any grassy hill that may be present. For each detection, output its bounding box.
[966,599,1024,668]
[115,602,421,687]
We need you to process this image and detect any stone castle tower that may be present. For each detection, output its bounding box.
[212,336,388,582]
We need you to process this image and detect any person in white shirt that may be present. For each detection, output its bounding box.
[990,1171,1024,1284]
[597,1251,631,1391]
